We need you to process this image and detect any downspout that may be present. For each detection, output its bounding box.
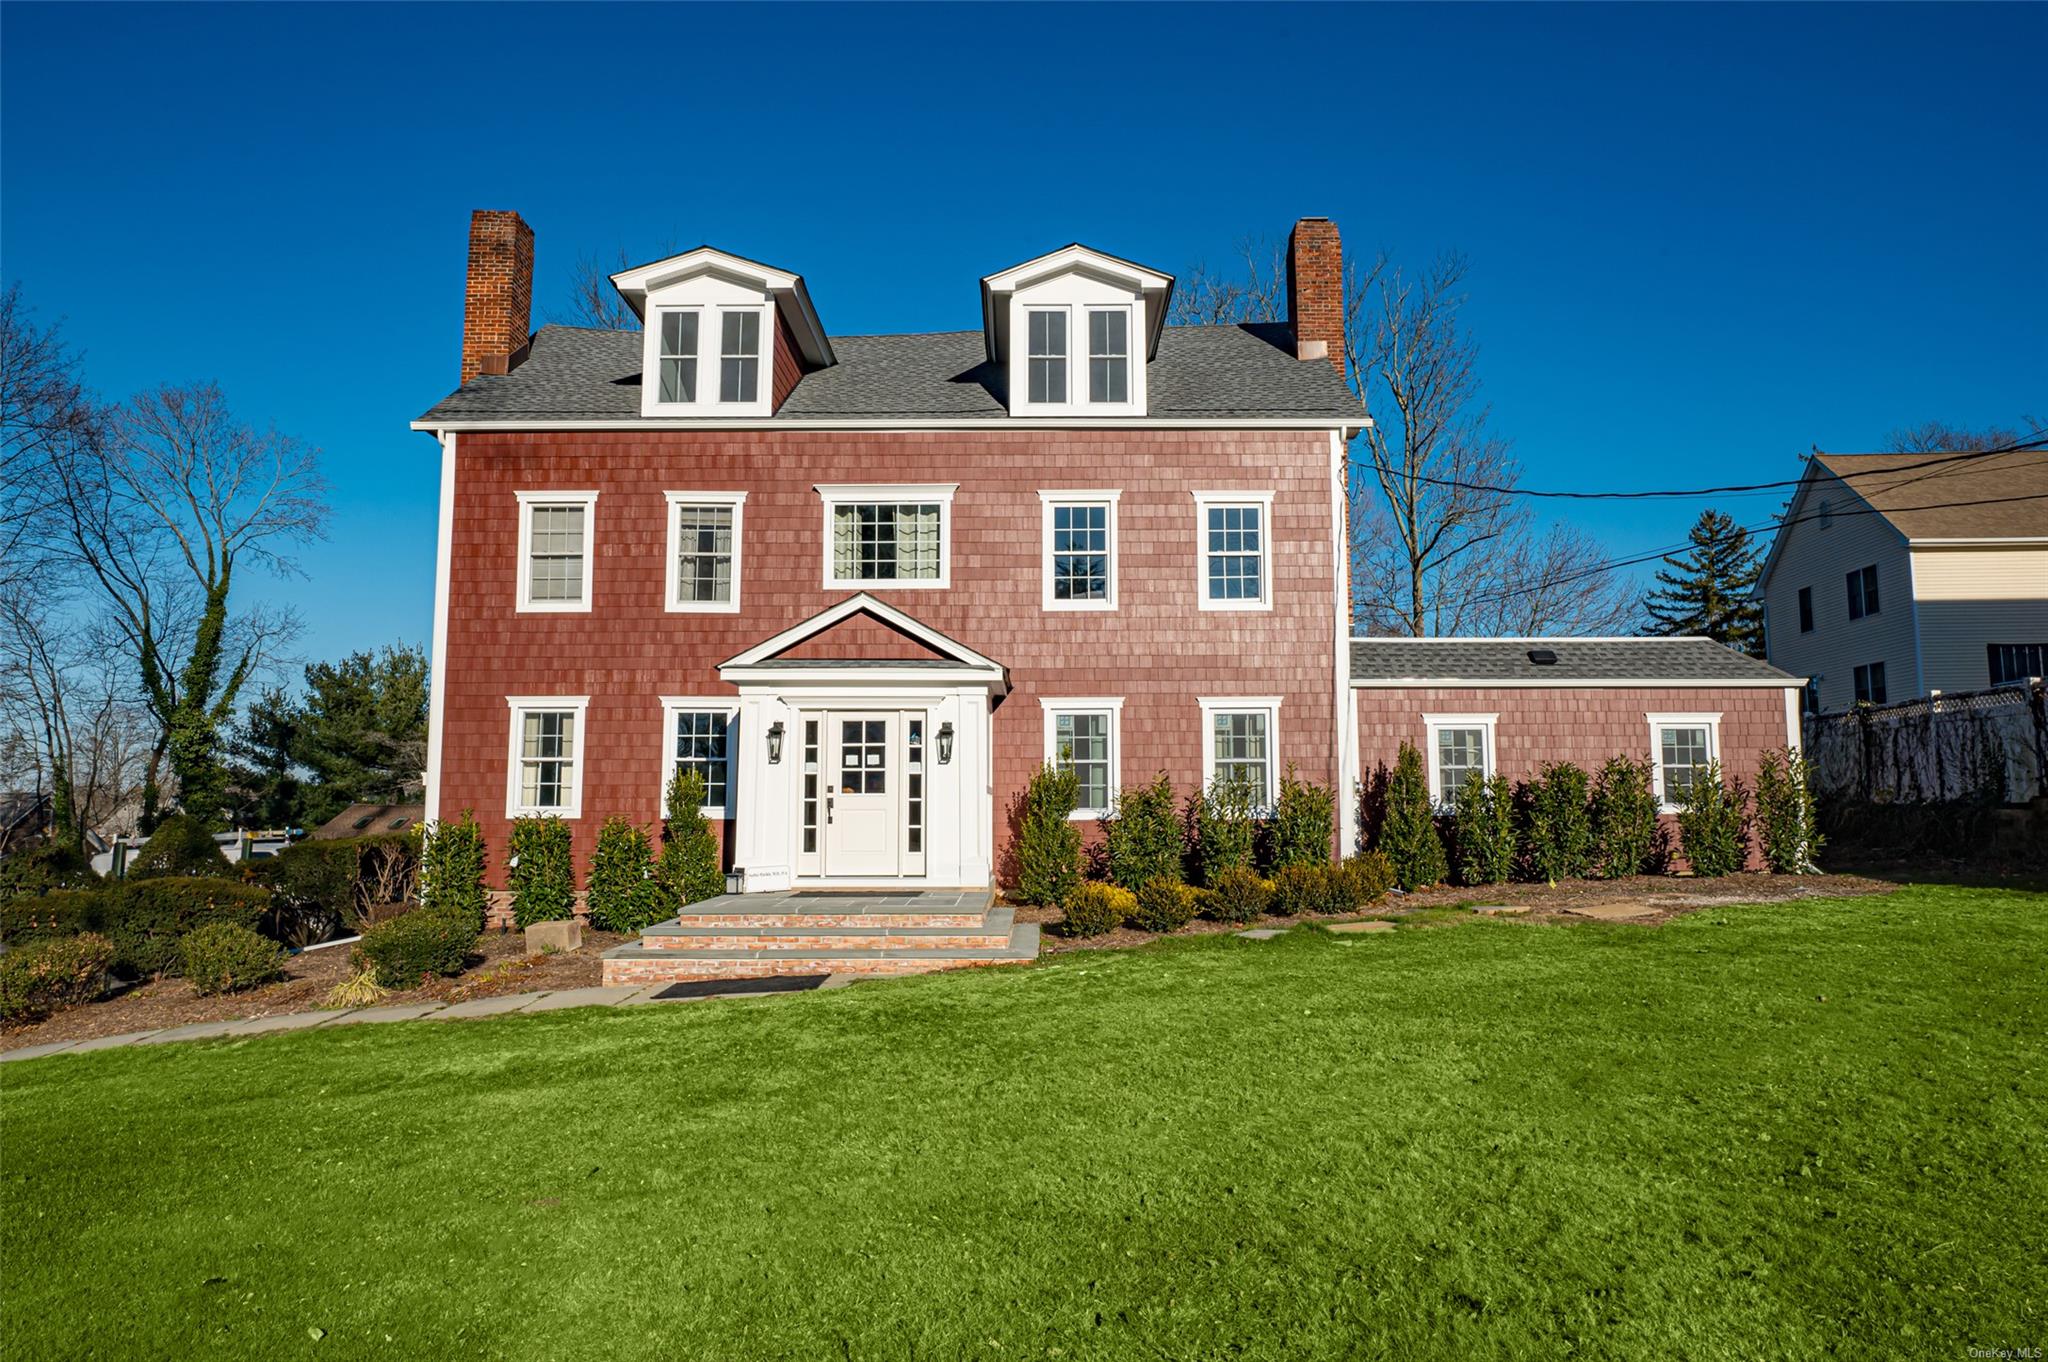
[424,430,457,823]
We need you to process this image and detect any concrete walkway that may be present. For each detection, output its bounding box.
[1,975,857,1065]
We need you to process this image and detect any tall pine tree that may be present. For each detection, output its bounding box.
[1643,509,1765,655]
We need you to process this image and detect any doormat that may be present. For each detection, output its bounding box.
[650,975,831,1000]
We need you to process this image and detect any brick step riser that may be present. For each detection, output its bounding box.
[643,933,1012,952]
[668,913,987,928]
[603,956,1007,985]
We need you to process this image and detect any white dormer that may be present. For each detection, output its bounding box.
[610,248,834,418]
[980,245,1174,418]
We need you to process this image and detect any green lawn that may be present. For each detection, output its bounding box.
[4,886,2043,1360]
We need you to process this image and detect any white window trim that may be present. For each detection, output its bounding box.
[641,302,773,418]
[1198,696,1283,811]
[1037,489,1121,612]
[658,696,740,819]
[514,491,599,614]
[1646,711,1721,814]
[505,695,590,820]
[663,490,747,614]
[1022,303,1072,410]
[1422,712,1499,808]
[816,483,958,590]
[1083,303,1136,408]
[1192,490,1277,612]
[1040,697,1125,820]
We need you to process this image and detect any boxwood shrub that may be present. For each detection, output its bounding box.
[0,887,102,947]
[1131,876,1199,933]
[102,877,270,979]
[352,910,477,989]
[1337,851,1396,908]
[0,932,115,1025]
[1203,865,1272,923]
[1058,882,1134,938]
[180,923,286,997]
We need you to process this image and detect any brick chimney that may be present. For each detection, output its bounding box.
[461,209,535,384]
[1287,216,1344,377]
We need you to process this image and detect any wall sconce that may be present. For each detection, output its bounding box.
[767,721,785,764]
[937,721,954,764]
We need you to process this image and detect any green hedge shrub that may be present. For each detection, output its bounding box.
[0,887,101,947]
[180,923,286,996]
[1058,882,1135,938]
[126,814,231,879]
[352,910,477,989]
[0,844,101,909]
[1677,762,1751,877]
[418,813,487,933]
[1377,742,1447,890]
[1527,762,1594,884]
[1104,774,1182,890]
[1203,865,1272,923]
[1337,852,1396,908]
[1014,764,1082,906]
[1453,773,1516,887]
[103,877,270,978]
[587,817,665,933]
[656,768,725,911]
[1270,767,1335,871]
[0,933,114,1024]
[1131,876,1199,933]
[258,833,419,940]
[508,816,576,927]
[1754,748,1822,874]
[1196,778,1258,885]
[1591,756,1661,879]
[1269,863,1338,917]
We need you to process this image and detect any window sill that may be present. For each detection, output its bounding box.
[1067,808,1112,822]
[666,599,742,615]
[516,600,593,615]
[1198,598,1274,613]
[824,578,950,591]
[1043,598,1116,613]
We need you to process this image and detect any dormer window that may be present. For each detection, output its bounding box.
[981,245,1173,418]
[1027,309,1067,403]
[658,311,699,403]
[720,311,761,403]
[1089,309,1129,403]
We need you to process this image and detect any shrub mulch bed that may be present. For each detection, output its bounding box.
[0,924,628,1053]
[1012,871,1893,954]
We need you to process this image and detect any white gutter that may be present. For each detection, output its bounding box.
[1350,677,1807,689]
[412,417,1367,435]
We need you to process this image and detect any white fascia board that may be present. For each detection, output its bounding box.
[981,244,1173,295]
[719,591,1003,673]
[1908,536,2048,547]
[1349,677,1807,689]
[412,417,1363,434]
[608,247,834,367]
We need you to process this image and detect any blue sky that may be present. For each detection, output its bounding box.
[5,2,2042,668]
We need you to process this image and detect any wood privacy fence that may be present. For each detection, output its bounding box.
[1803,680,2048,805]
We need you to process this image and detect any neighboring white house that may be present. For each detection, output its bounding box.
[1758,447,2048,713]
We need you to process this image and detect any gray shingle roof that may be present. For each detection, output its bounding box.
[1349,637,1799,684]
[416,322,1363,424]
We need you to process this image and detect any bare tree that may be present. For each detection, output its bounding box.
[0,595,154,845]
[556,240,685,331]
[1167,238,1289,326]
[0,285,96,591]
[1883,420,2025,454]
[37,382,325,827]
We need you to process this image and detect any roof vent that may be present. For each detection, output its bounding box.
[1527,648,1559,666]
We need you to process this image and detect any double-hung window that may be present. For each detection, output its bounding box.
[1043,699,1123,820]
[1647,712,1718,811]
[1988,643,2046,687]
[1847,564,1880,620]
[819,484,955,589]
[664,491,745,612]
[658,311,699,403]
[1797,586,1814,633]
[1039,490,1119,610]
[1853,662,1887,705]
[1194,490,1275,610]
[1088,309,1129,404]
[515,491,598,612]
[720,311,761,403]
[1027,308,1068,404]
[647,304,768,413]
[1200,697,1281,809]
[1424,714,1497,807]
[506,697,589,819]
[661,699,736,816]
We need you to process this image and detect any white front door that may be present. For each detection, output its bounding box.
[825,712,898,876]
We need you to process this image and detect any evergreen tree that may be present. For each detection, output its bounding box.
[1376,742,1447,890]
[1643,509,1765,655]
[226,645,429,828]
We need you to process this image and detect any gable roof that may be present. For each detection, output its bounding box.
[414,322,1363,427]
[1349,637,1799,687]
[1809,448,2048,541]
[719,594,1008,691]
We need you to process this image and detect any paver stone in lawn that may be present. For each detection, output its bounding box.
[1471,904,1531,916]
[1326,921,1397,934]
[1568,901,1659,921]
[1236,928,1287,940]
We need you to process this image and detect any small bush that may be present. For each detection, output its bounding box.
[180,923,286,996]
[126,814,231,879]
[1270,864,1333,917]
[1270,767,1335,872]
[1591,757,1661,879]
[508,816,576,928]
[0,844,101,909]
[1204,865,1272,923]
[352,910,476,989]
[1677,762,1751,877]
[1196,778,1259,885]
[1131,876,1199,933]
[1336,852,1396,908]
[656,768,725,911]
[417,813,487,933]
[587,817,665,933]
[102,877,270,978]
[1377,742,1447,890]
[258,833,419,942]
[1453,773,1517,886]
[1104,774,1182,890]
[1526,762,1594,884]
[1014,764,1082,906]
[0,886,102,947]
[0,932,114,1025]
[1755,748,1823,873]
[1058,882,1135,938]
